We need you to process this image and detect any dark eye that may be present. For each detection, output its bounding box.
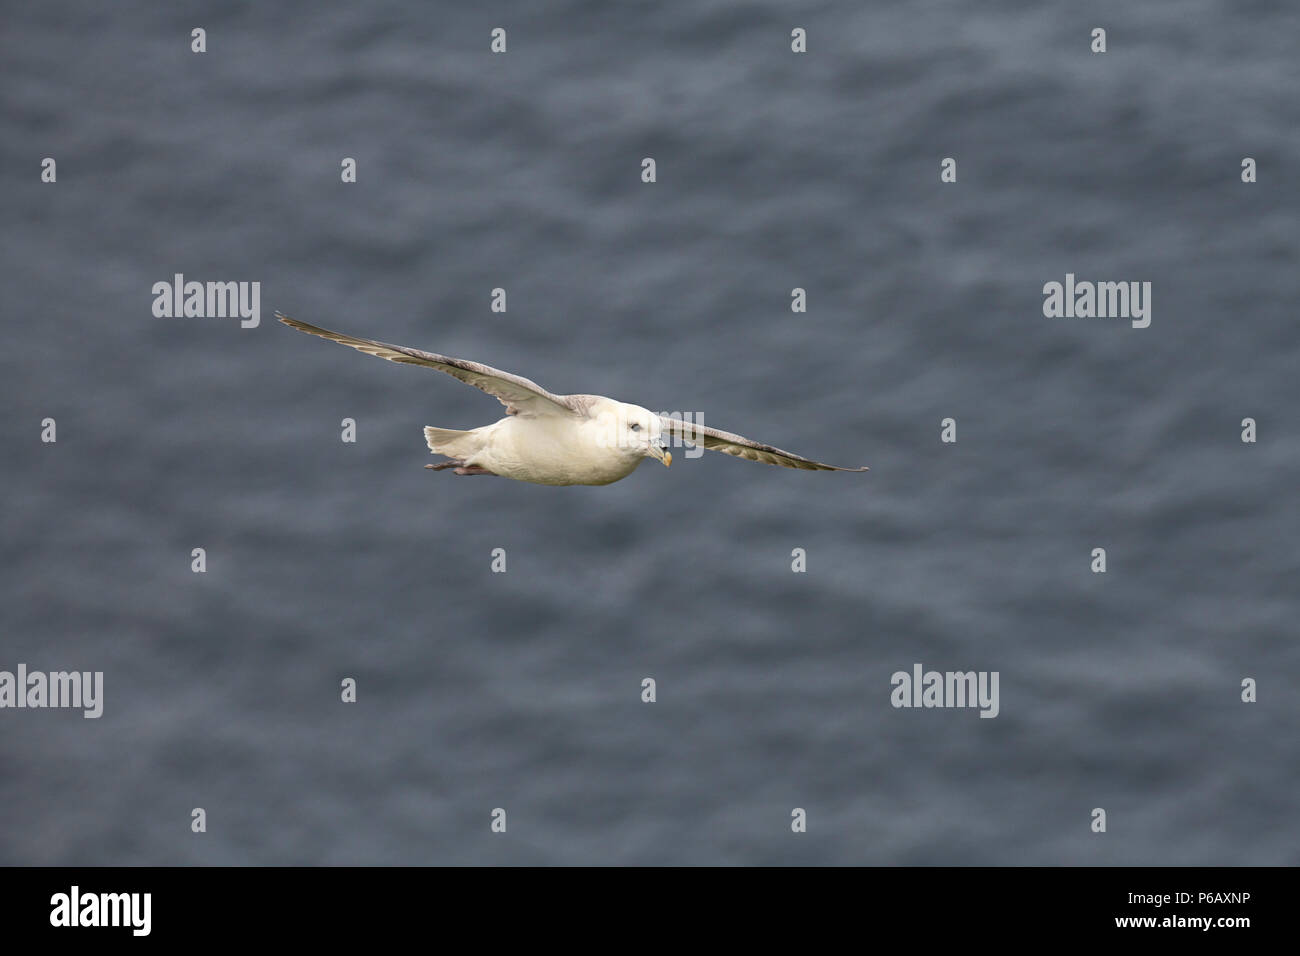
[630,423,641,432]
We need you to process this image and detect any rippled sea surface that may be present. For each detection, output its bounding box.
[2,1,1298,864]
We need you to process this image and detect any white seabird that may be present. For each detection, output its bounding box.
[278,313,868,486]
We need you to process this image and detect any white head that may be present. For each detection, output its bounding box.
[589,398,671,467]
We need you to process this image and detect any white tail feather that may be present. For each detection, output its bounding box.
[424,425,480,459]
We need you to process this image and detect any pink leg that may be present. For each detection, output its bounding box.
[453,465,496,476]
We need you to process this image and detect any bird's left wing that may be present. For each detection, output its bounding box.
[659,417,868,472]
[277,313,590,418]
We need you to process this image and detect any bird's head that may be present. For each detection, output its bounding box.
[591,399,671,467]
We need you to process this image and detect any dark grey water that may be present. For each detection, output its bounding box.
[2,1,1297,865]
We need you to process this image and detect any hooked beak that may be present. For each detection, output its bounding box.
[648,440,672,467]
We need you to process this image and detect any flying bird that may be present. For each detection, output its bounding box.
[277,313,868,486]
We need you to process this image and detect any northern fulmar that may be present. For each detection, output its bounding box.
[278,313,868,486]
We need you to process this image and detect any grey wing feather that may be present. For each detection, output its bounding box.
[659,417,868,472]
[277,313,587,418]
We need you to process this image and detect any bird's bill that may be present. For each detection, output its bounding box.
[647,443,672,467]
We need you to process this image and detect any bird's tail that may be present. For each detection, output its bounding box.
[424,425,480,460]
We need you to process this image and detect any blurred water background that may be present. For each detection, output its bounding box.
[1,0,1297,864]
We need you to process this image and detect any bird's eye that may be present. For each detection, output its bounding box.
[630,423,641,432]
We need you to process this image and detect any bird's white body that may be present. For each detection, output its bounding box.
[427,399,662,486]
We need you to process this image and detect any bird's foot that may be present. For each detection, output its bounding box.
[426,459,495,476]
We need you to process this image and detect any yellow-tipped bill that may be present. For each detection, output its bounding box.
[647,442,672,467]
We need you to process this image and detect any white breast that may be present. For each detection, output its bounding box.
[475,415,642,486]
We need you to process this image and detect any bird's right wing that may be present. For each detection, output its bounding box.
[659,417,868,472]
[277,313,590,418]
